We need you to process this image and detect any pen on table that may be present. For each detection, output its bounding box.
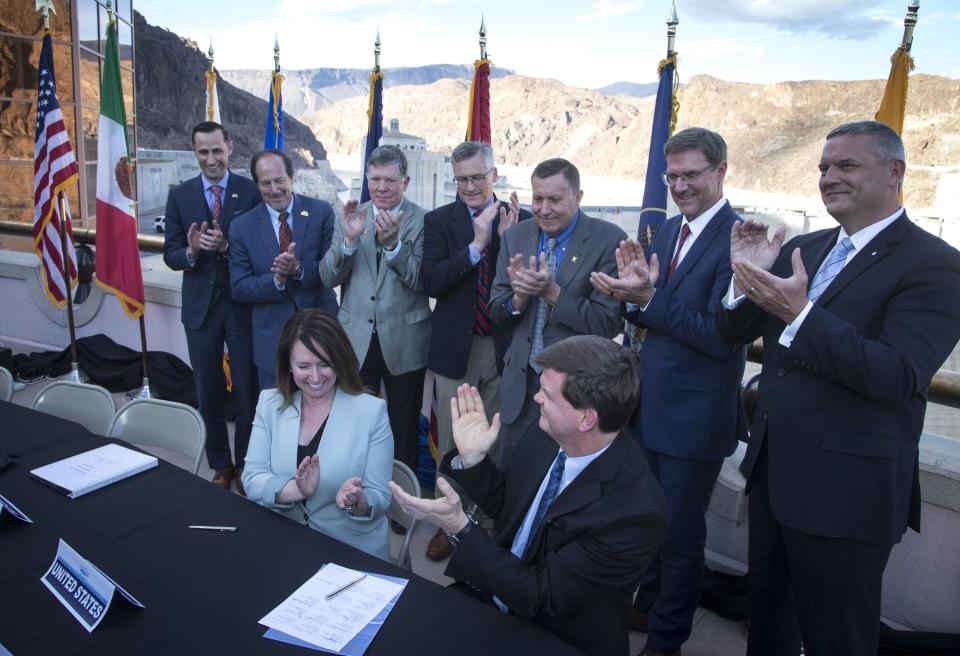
[325,574,366,600]
[188,525,237,532]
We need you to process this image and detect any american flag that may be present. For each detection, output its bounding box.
[33,32,79,308]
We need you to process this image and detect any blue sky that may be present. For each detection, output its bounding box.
[137,0,960,88]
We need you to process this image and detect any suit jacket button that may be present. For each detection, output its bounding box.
[776,368,786,377]
[370,295,376,301]
[368,319,374,324]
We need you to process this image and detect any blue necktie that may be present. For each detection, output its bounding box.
[807,237,853,304]
[523,451,567,558]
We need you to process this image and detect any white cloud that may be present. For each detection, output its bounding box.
[681,0,895,39]
[577,1,646,22]
[685,37,766,58]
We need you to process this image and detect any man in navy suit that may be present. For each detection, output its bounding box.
[421,141,528,560]
[592,127,746,656]
[718,120,960,655]
[389,336,666,656]
[229,150,338,389]
[163,122,260,491]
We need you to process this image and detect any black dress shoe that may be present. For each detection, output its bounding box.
[389,518,408,535]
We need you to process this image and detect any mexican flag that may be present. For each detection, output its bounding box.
[95,18,144,318]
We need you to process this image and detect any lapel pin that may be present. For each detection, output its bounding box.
[300,210,309,217]
[571,256,578,263]
[871,251,877,256]
[231,193,238,198]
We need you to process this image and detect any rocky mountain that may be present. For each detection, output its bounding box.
[133,12,334,180]
[302,73,960,209]
[221,65,514,117]
[594,81,659,98]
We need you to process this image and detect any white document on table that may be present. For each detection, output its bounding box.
[259,563,405,653]
[29,443,158,498]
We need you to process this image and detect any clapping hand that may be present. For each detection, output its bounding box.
[389,476,467,535]
[294,453,320,500]
[272,242,299,284]
[590,239,660,306]
[450,384,500,468]
[341,199,366,247]
[374,208,403,250]
[336,476,369,515]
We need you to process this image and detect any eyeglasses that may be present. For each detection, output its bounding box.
[660,164,716,187]
[454,170,493,186]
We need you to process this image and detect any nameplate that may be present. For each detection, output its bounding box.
[40,539,144,632]
[0,493,32,523]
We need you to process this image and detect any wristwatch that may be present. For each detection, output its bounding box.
[445,516,478,547]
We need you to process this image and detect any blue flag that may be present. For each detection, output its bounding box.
[360,70,384,204]
[264,70,284,150]
[637,55,678,249]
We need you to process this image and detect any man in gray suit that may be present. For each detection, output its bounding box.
[489,158,625,465]
[320,145,430,474]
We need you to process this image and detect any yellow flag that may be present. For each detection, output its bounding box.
[875,44,914,135]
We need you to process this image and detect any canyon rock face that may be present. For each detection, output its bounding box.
[301,73,959,209]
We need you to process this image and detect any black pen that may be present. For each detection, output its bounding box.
[325,574,366,600]
[188,525,237,532]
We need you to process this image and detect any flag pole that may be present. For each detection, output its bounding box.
[479,15,487,60]
[99,0,151,400]
[901,1,919,51]
[56,192,88,383]
[36,0,86,383]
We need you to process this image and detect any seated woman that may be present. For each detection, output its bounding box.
[242,309,394,560]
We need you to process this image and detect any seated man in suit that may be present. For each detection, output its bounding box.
[489,158,625,466]
[421,140,529,560]
[717,120,960,655]
[320,144,429,476]
[162,121,260,491]
[591,127,746,656]
[229,149,338,389]
[391,335,666,656]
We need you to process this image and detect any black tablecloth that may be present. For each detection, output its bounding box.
[0,401,581,655]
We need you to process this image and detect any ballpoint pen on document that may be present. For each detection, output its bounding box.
[188,525,237,532]
[325,574,367,600]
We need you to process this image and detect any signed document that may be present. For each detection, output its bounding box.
[259,563,406,653]
[30,443,158,498]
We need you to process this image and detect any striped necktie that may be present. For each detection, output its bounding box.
[473,211,492,336]
[210,184,223,221]
[807,237,853,304]
[529,238,557,371]
[522,451,567,559]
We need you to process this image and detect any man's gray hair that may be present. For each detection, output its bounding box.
[367,144,408,177]
[452,141,494,170]
[663,127,727,167]
[826,120,905,163]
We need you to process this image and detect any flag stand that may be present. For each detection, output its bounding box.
[126,317,155,400]
[54,192,88,384]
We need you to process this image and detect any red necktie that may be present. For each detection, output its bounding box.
[278,211,292,253]
[210,184,223,221]
[474,245,492,336]
[667,223,691,281]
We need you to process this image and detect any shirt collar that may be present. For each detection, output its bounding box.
[542,209,581,245]
[681,196,726,239]
[838,207,903,254]
[201,170,229,192]
[266,195,296,223]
